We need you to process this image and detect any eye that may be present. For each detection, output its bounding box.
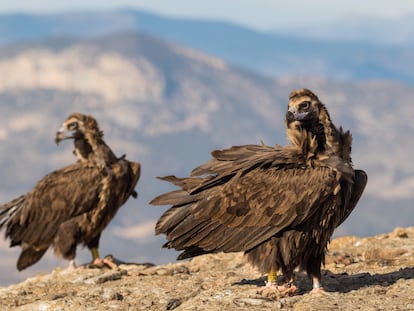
[299,101,310,110]
[67,122,78,130]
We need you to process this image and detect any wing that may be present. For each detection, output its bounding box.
[83,159,141,235]
[336,169,368,227]
[191,144,301,178]
[155,163,340,257]
[3,162,106,248]
[111,160,141,205]
[151,144,301,205]
[350,170,368,211]
[157,175,206,192]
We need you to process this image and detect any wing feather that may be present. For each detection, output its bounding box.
[336,169,367,226]
[156,161,339,254]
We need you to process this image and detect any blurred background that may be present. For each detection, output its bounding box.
[1,0,414,285]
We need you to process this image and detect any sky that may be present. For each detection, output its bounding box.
[1,0,414,31]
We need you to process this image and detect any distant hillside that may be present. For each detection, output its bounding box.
[1,10,414,82]
[0,32,414,286]
[283,14,414,46]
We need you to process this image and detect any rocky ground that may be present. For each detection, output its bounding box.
[1,227,414,310]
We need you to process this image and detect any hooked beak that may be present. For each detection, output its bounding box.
[286,106,309,122]
[54,127,73,145]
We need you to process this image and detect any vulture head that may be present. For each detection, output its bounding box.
[55,112,104,163]
[285,88,336,156]
[286,88,330,127]
[55,113,103,144]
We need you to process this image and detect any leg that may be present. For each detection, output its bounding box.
[87,234,105,267]
[309,275,328,295]
[90,246,105,267]
[67,259,77,271]
[307,257,329,296]
[266,267,278,286]
[87,234,118,270]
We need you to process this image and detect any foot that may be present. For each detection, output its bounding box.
[310,276,328,296]
[92,257,106,267]
[257,281,298,298]
[309,287,329,296]
[102,255,119,270]
[84,255,119,270]
[63,260,79,272]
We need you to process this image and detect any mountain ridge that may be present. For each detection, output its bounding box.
[1,9,414,82]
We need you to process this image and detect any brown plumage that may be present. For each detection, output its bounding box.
[151,88,367,294]
[0,113,140,271]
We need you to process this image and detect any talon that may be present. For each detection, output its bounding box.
[93,257,106,267]
[310,287,329,296]
[84,255,120,270]
[279,283,297,296]
[257,281,297,297]
[103,255,119,270]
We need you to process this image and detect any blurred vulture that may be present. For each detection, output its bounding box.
[0,113,140,271]
[151,89,367,295]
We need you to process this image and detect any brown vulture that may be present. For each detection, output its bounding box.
[150,88,367,295]
[0,113,140,271]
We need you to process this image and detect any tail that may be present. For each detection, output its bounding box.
[0,195,26,232]
[0,194,50,270]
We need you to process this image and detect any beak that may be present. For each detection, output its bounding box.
[54,127,73,144]
[286,106,308,122]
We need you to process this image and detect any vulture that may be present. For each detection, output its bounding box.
[0,113,140,271]
[151,88,367,295]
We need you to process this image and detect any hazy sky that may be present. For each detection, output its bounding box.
[1,0,414,31]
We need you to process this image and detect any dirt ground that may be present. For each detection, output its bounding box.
[1,227,414,310]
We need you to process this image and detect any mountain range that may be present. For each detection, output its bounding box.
[0,10,413,285]
[2,9,414,82]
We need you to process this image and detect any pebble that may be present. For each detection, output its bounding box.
[102,288,122,301]
[84,270,127,285]
[233,297,270,306]
[166,298,182,310]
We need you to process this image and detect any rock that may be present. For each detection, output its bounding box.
[363,248,407,262]
[390,227,409,238]
[166,298,182,310]
[84,270,127,285]
[2,227,414,310]
[102,287,123,301]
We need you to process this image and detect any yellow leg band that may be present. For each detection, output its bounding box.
[268,269,277,283]
[91,247,100,260]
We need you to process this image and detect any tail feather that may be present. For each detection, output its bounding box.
[17,246,48,271]
[0,195,26,230]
